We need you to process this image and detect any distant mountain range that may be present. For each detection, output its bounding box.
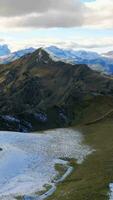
[0,47,35,64]
[46,46,113,75]
[0,45,113,75]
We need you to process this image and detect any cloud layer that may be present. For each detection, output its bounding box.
[0,0,112,29]
[0,0,85,28]
[0,0,83,16]
[85,0,113,28]
[2,36,113,53]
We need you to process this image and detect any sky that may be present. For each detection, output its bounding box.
[0,0,113,53]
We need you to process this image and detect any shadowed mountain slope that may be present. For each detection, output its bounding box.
[0,48,113,131]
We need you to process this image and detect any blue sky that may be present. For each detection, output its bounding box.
[2,26,113,53]
[2,27,113,42]
[0,0,112,52]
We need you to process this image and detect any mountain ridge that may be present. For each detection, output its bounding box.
[0,45,113,75]
[46,46,113,74]
[0,48,112,131]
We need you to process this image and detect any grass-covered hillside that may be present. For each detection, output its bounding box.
[49,118,113,200]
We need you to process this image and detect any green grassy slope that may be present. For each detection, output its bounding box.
[71,95,113,125]
[48,119,113,200]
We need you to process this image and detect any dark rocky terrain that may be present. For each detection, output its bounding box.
[0,48,113,132]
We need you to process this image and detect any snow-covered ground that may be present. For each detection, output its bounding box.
[0,128,93,200]
[109,183,113,199]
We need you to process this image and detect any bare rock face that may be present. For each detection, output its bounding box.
[0,48,113,132]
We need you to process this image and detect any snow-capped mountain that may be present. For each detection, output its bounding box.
[0,47,36,64]
[46,46,100,61]
[0,45,113,75]
[0,44,11,56]
[12,47,35,58]
[46,46,113,75]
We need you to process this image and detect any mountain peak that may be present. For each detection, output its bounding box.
[34,48,54,64]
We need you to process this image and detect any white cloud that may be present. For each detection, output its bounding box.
[85,0,113,28]
[0,0,85,28]
[3,36,113,53]
[0,0,112,29]
[0,0,113,28]
[0,0,112,53]
[0,0,83,16]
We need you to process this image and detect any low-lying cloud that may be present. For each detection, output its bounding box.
[2,36,113,53]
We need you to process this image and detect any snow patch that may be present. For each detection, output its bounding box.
[34,113,48,122]
[2,115,20,123]
[109,183,113,199]
[0,128,93,199]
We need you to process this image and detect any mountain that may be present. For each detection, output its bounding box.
[102,51,113,58]
[0,44,11,56]
[0,45,113,76]
[0,48,113,132]
[0,47,35,64]
[46,46,100,60]
[11,47,35,58]
[46,46,113,75]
